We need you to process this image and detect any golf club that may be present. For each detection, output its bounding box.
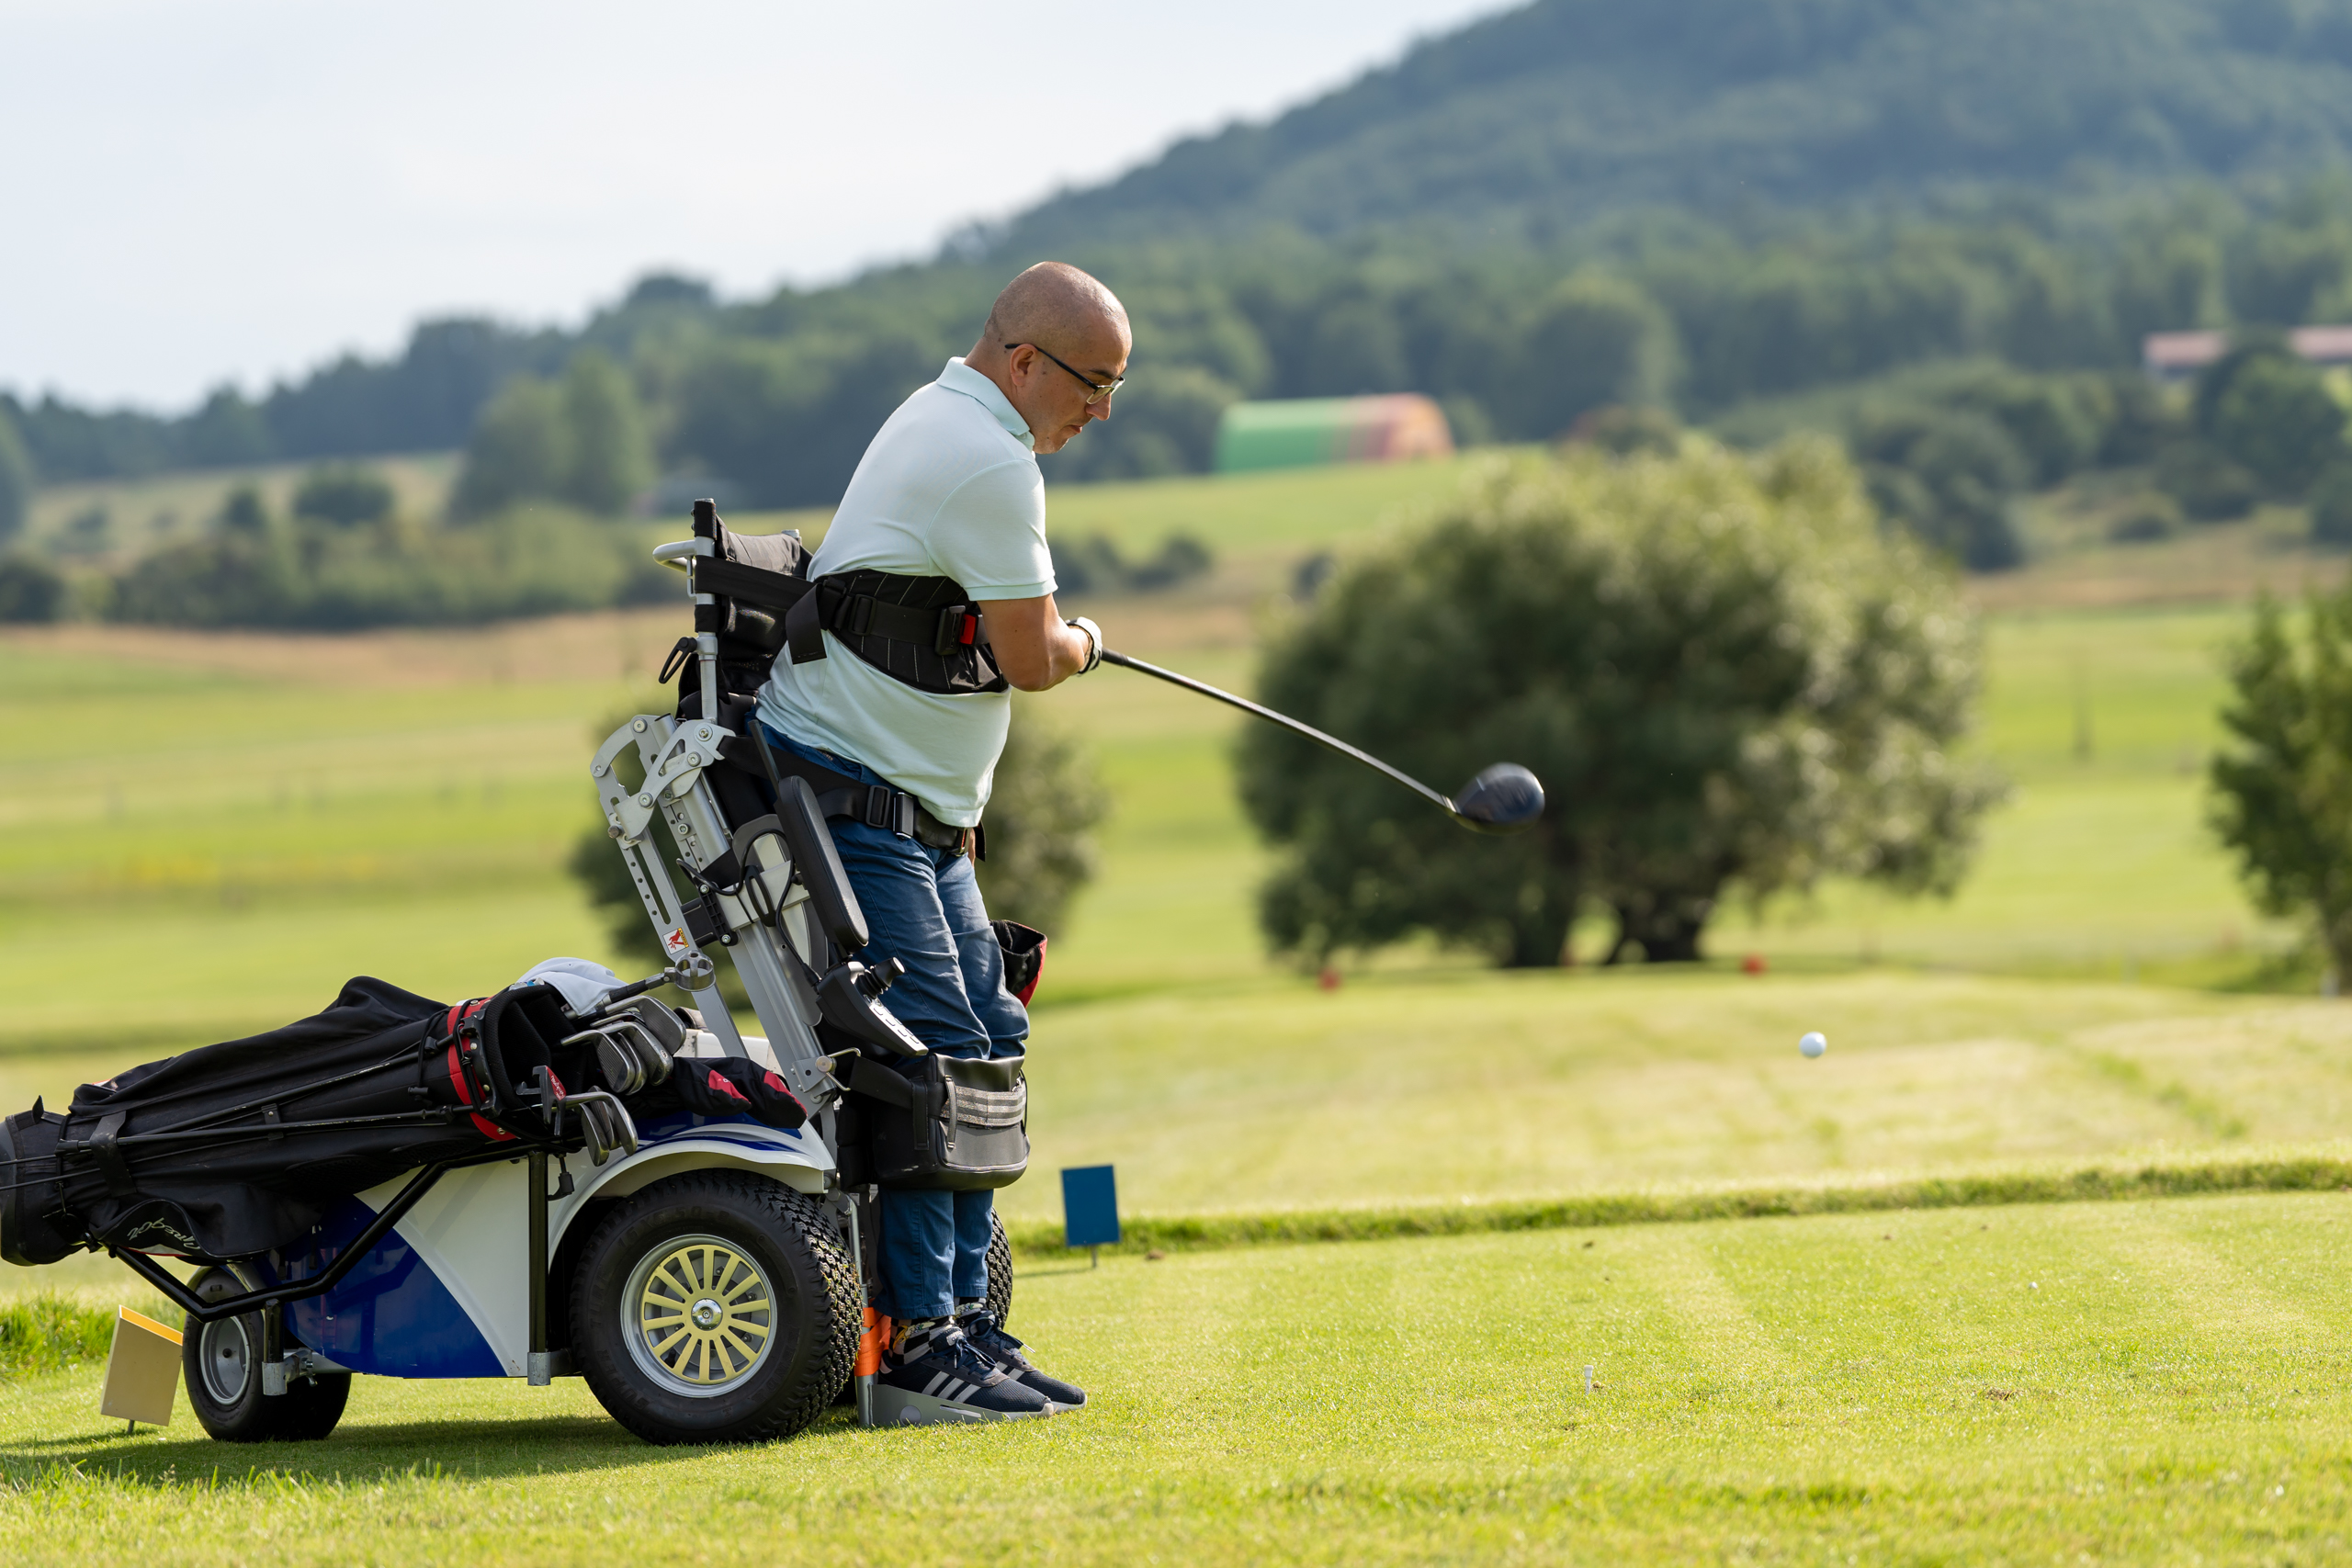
[1101,649,1544,834]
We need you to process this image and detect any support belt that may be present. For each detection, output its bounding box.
[750,730,982,861]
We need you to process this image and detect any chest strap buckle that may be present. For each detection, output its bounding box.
[933,605,978,657]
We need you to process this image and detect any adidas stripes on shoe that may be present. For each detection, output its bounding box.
[958,1308,1087,1410]
[873,1319,1050,1424]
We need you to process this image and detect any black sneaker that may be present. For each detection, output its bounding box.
[872,1323,1051,1426]
[960,1310,1087,1410]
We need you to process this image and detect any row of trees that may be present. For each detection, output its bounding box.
[70,483,672,630]
[13,182,2352,518]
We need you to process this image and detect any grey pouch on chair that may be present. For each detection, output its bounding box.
[851,1051,1028,1190]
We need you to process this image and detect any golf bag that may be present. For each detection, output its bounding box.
[0,971,805,1269]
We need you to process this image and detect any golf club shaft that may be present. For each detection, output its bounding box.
[1100,649,1459,817]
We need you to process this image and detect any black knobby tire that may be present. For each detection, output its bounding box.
[181,1269,350,1443]
[571,1171,859,1445]
[984,1210,1014,1327]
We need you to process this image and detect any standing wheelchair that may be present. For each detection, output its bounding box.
[0,502,1027,1443]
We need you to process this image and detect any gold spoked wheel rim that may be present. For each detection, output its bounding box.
[622,1233,775,1398]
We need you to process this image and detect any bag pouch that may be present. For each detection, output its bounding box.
[991,919,1046,1007]
[852,1050,1028,1191]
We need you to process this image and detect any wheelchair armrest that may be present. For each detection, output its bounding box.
[815,962,927,1057]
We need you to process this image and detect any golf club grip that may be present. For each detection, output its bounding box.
[1100,649,1458,816]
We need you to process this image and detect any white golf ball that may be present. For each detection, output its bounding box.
[1800,1032,1827,1059]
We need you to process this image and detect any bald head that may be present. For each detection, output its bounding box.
[967,262,1132,455]
[985,262,1128,356]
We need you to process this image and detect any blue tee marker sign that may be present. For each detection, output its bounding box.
[1061,1165,1119,1266]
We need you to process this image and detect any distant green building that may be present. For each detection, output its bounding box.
[1214,394,1453,475]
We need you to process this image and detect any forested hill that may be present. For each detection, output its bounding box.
[17,0,2352,515]
[1000,0,2352,248]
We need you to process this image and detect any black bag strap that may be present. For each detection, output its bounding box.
[852,1055,935,1150]
[850,1055,918,1109]
[694,557,812,613]
[784,581,830,666]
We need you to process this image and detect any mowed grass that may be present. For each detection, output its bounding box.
[6,1194,2352,1563]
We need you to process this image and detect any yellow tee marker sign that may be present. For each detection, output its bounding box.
[99,1306,183,1429]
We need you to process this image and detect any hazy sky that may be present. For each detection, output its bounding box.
[0,0,1509,411]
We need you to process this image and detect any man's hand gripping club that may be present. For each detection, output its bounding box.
[977,595,1102,691]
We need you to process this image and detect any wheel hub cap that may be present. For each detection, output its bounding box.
[198,1316,253,1404]
[625,1235,775,1397]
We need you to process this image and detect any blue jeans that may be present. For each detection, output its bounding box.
[761,728,1027,1322]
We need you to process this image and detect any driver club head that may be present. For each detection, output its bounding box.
[1449,762,1544,834]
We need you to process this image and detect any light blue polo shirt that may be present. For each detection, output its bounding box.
[754,358,1055,826]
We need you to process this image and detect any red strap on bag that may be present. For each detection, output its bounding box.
[441,1000,514,1142]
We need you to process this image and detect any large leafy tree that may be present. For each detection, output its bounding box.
[1238,438,2004,967]
[2210,584,2352,981]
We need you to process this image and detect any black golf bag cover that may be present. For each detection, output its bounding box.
[0,976,602,1266]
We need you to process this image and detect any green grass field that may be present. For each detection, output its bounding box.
[7,1195,2352,1563]
[5,453,2351,1562]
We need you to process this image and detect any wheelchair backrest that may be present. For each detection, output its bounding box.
[670,516,810,723]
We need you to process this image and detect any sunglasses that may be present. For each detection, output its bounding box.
[1006,342,1124,404]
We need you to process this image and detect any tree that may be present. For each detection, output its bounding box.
[2157,439,2263,522]
[0,408,30,546]
[667,330,944,508]
[2208,352,2349,496]
[1237,439,2004,967]
[558,349,655,514]
[0,556,65,623]
[2312,461,2352,544]
[1047,365,1238,483]
[974,716,1111,935]
[216,485,272,536]
[292,464,396,526]
[1852,406,2028,570]
[180,387,274,468]
[1506,275,1679,441]
[2211,583,2352,982]
[449,377,571,520]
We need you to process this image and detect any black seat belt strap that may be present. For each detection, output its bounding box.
[747,729,920,841]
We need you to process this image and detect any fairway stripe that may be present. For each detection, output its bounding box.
[2104,1210,2328,1350]
[1617,1230,1802,1381]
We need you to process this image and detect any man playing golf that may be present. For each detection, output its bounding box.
[753,261,1127,1420]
